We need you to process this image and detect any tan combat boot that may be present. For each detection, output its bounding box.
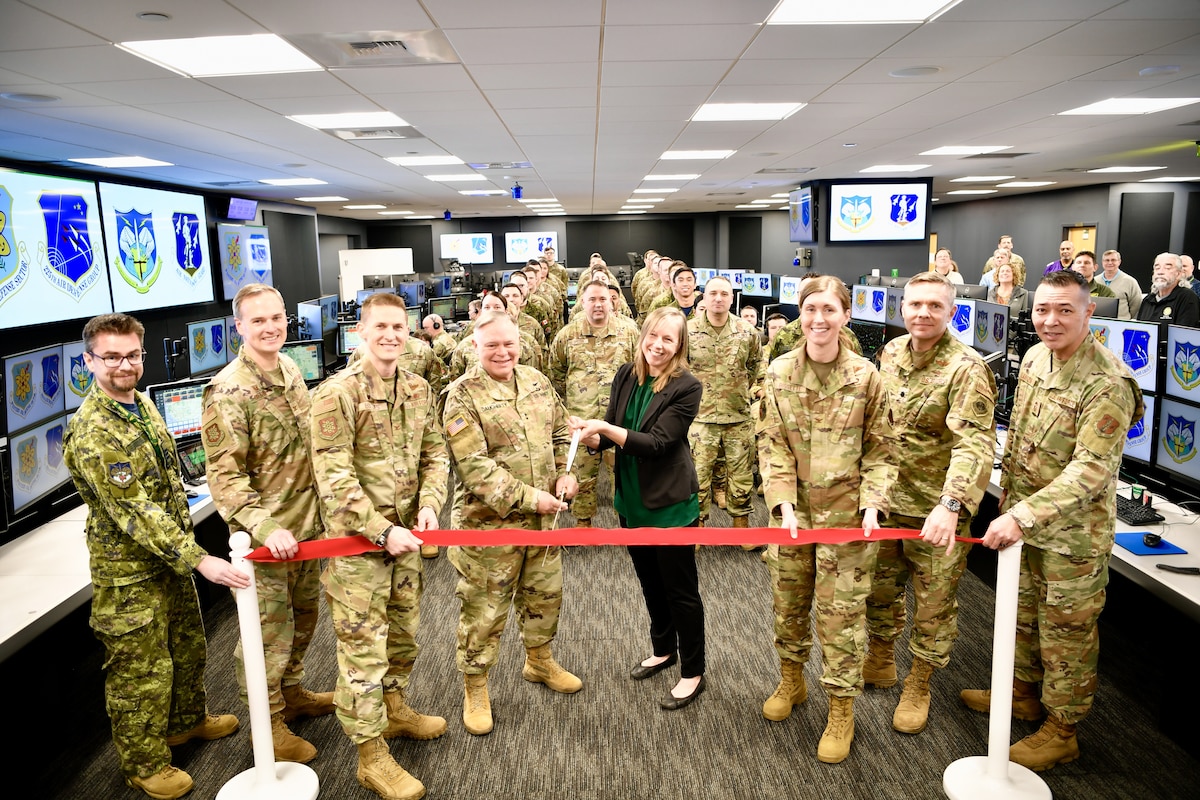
[383,690,447,740]
[463,673,493,735]
[355,737,426,800]
[892,658,936,734]
[762,659,808,721]
[1009,715,1079,772]
[960,678,1043,721]
[575,518,592,529]
[713,485,727,509]
[271,712,317,763]
[281,684,335,722]
[816,695,856,764]
[522,643,583,693]
[126,765,193,800]
[420,545,439,559]
[862,636,897,688]
[165,713,239,746]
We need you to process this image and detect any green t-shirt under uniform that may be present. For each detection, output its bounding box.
[613,377,699,528]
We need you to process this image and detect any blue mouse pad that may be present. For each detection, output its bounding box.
[1116,533,1187,556]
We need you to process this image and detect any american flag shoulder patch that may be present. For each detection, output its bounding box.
[446,414,469,437]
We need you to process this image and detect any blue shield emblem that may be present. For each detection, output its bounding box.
[1089,324,1108,348]
[800,194,811,228]
[952,303,971,334]
[15,435,38,489]
[993,312,1006,344]
[173,212,202,275]
[872,290,884,314]
[69,353,93,398]
[211,323,224,357]
[1165,414,1197,463]
[1129,416,1145,442]
[889,194,919,227]
[114,208,161,292]
[976,310,989,342]
[9,360,33,416]
[249,237,270,281]
[192,326,208,361]
[839,195,872,232]
[41,353,60,402]
[45,424,64,470]
[471,236,489,257]
[1172,341,1200,390]
[1123,329,1151,373]
[39,193,93,283]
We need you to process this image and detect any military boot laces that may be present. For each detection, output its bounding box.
[282,684,335,722]
[762,660,807,721]
[271,712,317,764]
[522,644,583,693]
[383,691,447,740]
[862,637,897,688]
[356,737,426,800]
[463,674,493,736]
[893,659,935,734]
[817,695,856,764]
[127,765,194,800]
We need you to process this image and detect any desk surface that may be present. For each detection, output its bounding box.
[0,489,215,662]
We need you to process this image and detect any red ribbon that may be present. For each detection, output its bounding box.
[245,527,980,563]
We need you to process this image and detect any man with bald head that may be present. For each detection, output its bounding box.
[422,314,457,364]
[1136,252,1199,327]
[1044,241,1074,275]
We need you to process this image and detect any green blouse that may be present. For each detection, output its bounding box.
[613,377,699,528]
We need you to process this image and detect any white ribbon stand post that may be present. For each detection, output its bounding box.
[218,531,319,800]
[944,542,1050,800]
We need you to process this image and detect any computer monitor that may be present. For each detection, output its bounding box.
[296,300,322,340]
[955,283,989,300]
[1088,318,1157,394]
[567,280,578,300]
[453,293,473,318]
[884,275,911,288]
[848,321,886,362]
[362,274,392,289]
[1091,296,1119,320]
[62,339,93,412]
[406,308,422,334]
[337,321,363,356]
[1154,396,1200,490]
[278,340,325,384]
[861,275,882,286]
[1124,393,1156,465]
[396,282,426,310]
[147,377,210,441]
[428,297,456,322]
[761,302,799,323]
[4,343,66,436]
[356,287,394,306]
[186,317,227,377]
[225,315,243,361]
[851,285,887,323]
[1164,324,1200,404]
[427,275,453,298]
[319,294,339,335]
[5,412,71,520]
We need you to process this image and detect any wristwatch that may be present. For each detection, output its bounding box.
[939,496,962,513]
[374,528,390,549]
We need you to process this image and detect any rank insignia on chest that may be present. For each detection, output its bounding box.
[317,414,340,441]
[107,461,134,489]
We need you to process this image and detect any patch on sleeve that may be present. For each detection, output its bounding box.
[203,420,227,449]
[1096,413,1121,438]
[104,455,134,489]
[446,414,469,437]
[316,413,342,441]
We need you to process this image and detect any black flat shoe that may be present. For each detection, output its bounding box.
[630,653,677,680]
[660,675,706,710]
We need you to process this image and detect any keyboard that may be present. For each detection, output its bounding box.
[1115,494,1165,526]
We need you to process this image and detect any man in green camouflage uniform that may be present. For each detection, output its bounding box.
[420,313,457,365]
[310,292,449,800]
[443,311,581,736]
[65,313,246,800]
[630,249,658,317]
[862,272,997,735]
[648,262,701,317]
[521,264,558,342]
[501,281,548,356]
[686,276,761,529]
[201,284,334,765]
[961,269,1143,772]
[547,279,639,526]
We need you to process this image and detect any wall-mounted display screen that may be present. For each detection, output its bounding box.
[216,223,272,301]
[99,181,215,312]
[7,412,71,518]
[61,339,93,412]
[225,315,243,360]
[1088,318,1158,394]
[0,169,113,331]
[740,273,776,298]
[440,233,494,264]
[187,317,227,376]
[504,231,558,263]
[1156,396,1200,487]
[1125,393,1155,465]
[789,185,815,243]
[226,197,258,221]
[828,181,929,243]
[4,344,65,436]
[1165,324,1200,404]
[319,294,339,335]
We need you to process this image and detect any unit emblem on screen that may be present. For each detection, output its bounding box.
[173,212,204,284]
[1090,324,1109,348]
[993,312,1006,345]
[9,359,33,417]
[1122,329,1152,373]
[1164,413,1197,463]
[69,353,94,398]
[45,423,64,470]
[838,195,872,232]
[114,208,162,293]
[223,231,245,282]
[889,194,919,227]
[211,323,224,358]
[1128,415,1148,450]
[41,353,60,403]
[15,434,38,490]
[192,326,208,361]
[1172,341,1200,391]
[229,327,244,356]
[952,303,971,334]
[0,185,30,309]
[39,192,103,301]
[976,310,989,343]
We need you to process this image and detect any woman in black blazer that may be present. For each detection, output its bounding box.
[570,307,707,710]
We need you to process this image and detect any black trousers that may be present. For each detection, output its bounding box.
[624,518,706,678]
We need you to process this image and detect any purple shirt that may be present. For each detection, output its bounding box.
[1044,260,1069,275]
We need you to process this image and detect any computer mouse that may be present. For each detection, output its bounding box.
[1143,532,1162,548]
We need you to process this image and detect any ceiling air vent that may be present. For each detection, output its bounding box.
[757,167,814,174]
[331,127,424,141]
[287,30,460,68]
[963,152,1033,159]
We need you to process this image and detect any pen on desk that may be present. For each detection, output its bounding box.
[1156,564,1200,575]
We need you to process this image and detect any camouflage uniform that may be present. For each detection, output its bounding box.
[757,345,894,695]
[629,266,653,314]
[687,313,761,520]
[64,390,213,780]
[442,364,572,674]
[866,331,997,667]
[1000,333,1142,723]
[767,319,862,363]
[448,330,542,384]
[521,292,558,344]
[648,289,702,317]
[546,315,639,520]
[431,331,457,365]
[202,350,324,716]
[309,357,449,743]
[458,313,547,353]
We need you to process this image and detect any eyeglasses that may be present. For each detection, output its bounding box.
[88,350,147,368]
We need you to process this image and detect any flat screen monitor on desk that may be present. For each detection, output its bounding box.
[1088,317,1158,394]
[1125,393,1156,466]
[761,302,798,324]
[186,317,227,377]
[428,297,456,323]
[1154,396,1200,489]
[278,341,324,385]
[147,377,210,442]
[406,308,422,334]
[1091,296,1119,320]
[955,283,989,300]
[1164,324,1200,404]
[3,344,65,436]
[4,412,72,521]
[337,321,363,356]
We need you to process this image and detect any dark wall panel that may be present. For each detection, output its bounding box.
[728,216,763,271]
[565,219,694,267]
[366,224,435,273]
[1184,192,1200,262]
[1117,193,1174,287]
[262,210,320,304]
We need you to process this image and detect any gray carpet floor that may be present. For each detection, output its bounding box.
[9,481,1200,799]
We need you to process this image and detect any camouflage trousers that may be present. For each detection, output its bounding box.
[234,556,322,715]
[1016,545,1109,724]
[324,551,424,743]
[865,513,973,667]
[570,446,610,521]
[689,419,754,519]
[771,540,878,696]
[90,572,209,778]
[449,545,563,674]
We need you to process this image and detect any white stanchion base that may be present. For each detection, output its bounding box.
[216,762,319,800]
[943,756,1051,800]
